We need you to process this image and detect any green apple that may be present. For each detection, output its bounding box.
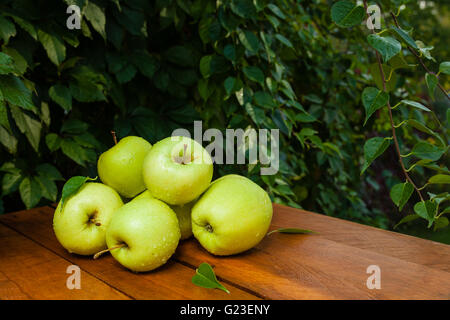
[105,197,180,272]
[53,182,124,255]
[135,190,194,240]
[98,136,152,198]
[142,136,213,205]
[192,174,273,256]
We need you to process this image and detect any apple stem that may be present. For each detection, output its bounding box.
[111,130,118,145]
[93,243,126,259]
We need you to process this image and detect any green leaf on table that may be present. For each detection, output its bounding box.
[331,1,364,28]
[0,52,16,75]
[411,141,446,161]
[362,87,389,125]
[38,30,66,66]
[428,174,450,185]
[414,200,437,227]
[243,66,264,86]
[399,100,430,112]
[60,176,96,208]
[439,61,450,75]
[19,177,42,209]
[391,27,418,49]
[191,263,229,294]
[425,73,437,99]
[49,84,72,112]
[394,214,420,229]
[84,1,106,39]
[361,137,391,174]
[267,228,318,235]
[0,75,35,110]
[390,182,414,211]
[367,34,401,63]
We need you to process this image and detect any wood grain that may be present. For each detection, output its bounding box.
[1,204,449,300]
[0,223,129,300]
[272,204,450,272]
[0,207,257,300]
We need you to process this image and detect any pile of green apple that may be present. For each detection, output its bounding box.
[53,135,273,272]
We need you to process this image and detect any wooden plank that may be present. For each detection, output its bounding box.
[272,204,450,273]
[0,223,129,300]
[175,232,450,299]
[0,207,258,300]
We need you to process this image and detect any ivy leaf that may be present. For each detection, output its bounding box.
[361,137,391,174]
[331,1,364,28]
[49,84,72,112]
[362,87,389,125]
[391,27,418,49]
[0,75,35,110]
[38,30,66,66]
[0,125,18,154]
[411,141,446,161]
[46,133,62,152]
[0,15,17,44]
[428,174,450,185]
[394,214,420,229]
[10,105,41,152]
[367,35,401,63]
[60,139,88,166]
[191,263,230,294]
[425,73,437,100]
[390,182,414,211]
[35,175,58,202]
[243,66,264,86]
[0,52,16,75]
[414,200,437,227]
[267,228,318,235]
[415,40,435,61]
[84,1,106,39]
[19,177,42,209]
[399,100,430,112]
[237,29,260,53]
[439,61,450,75]
[434,217,449,230]
[60,176,96,208]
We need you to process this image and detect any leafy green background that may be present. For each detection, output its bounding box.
[0,0,449,243]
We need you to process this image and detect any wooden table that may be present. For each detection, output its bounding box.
[0,204,449,300]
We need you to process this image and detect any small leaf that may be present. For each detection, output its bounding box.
[428,174,450,185]
[399,100,430,112]
[267,4,286,19]
[411,141,446,161]
[391,27,418,49]
[237,29,260,53]
[415,40,435,61]
[191,263,229,294]
[267,228,318,235]
[331,1,365,28]
[414,200,437,227]
[439,61,450,75]
[425,73,437,100]
[84,1,106,39]
[362,87,389,125]
[46,133,62,152]
[0,52,16,75]
[367,34,401,63]
[19,177,42,209]
[60,176,96,208]
[243,66,264,86]
[0,75,35,110]
[390,182,414,211]
[361,137,391,174]
[49,84,72,112]
[434,217,449,230]
[38,30,66,66]
[394,214,420,229]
